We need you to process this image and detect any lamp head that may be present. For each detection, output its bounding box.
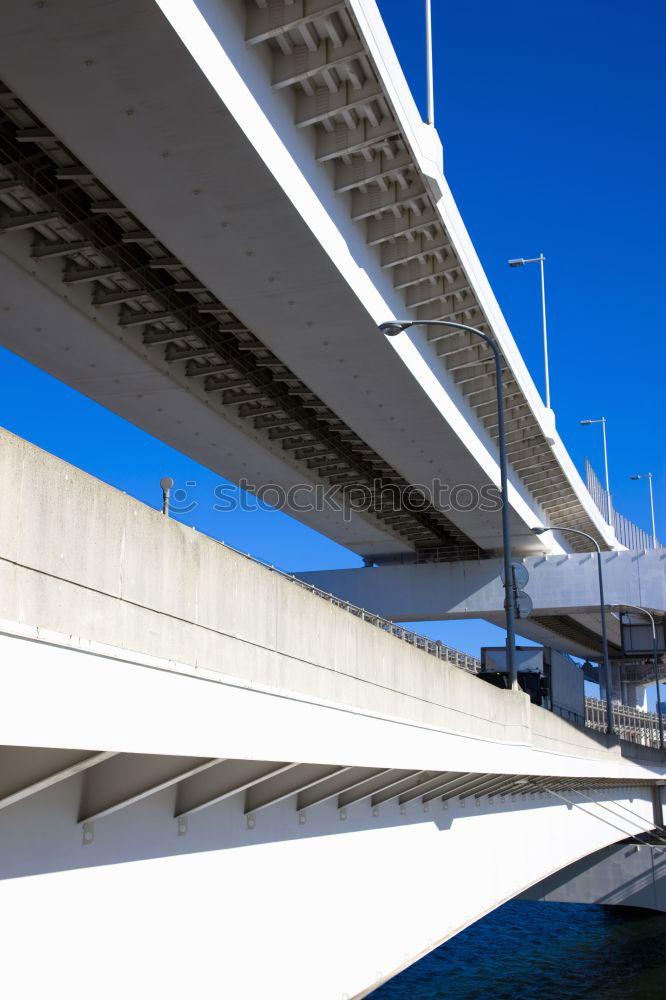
[629,475,641,481]
[160,476,174,493]
[507,258,525,268]
[531,526,548,535]
[579,419,593,425]
[379,320,413,336]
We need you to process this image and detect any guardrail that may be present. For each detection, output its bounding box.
[551,703,586,728]
[216,537,482,673]
[585,696,663,749]
[585,459,660,549]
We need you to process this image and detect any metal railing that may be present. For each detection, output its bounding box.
[215,537,481,673]
[585,696,663,748]
[585,458,660,549]
[551,703,586,728]
[612,509,659,552]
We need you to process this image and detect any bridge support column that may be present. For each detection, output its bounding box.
[653,784,664,828]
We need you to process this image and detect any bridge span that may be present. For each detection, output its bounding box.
[0,0,618,562]
[0,429,664,998]
[0,1,663,996]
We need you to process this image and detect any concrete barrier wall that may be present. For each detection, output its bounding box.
[0,427,648,763]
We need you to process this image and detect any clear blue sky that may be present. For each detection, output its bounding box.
[0,0,663,658]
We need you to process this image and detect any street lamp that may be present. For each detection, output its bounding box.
[617,603,664,750]
[379,318,518,690]
[629,473,657,549]
[531,525,614,737]
[160,476,174,517]
[507,254,550,410]
[424,0,434,126]
[580,417,612,524]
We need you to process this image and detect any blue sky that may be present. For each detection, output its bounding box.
[0,0,663,658]
[378,0,665,530]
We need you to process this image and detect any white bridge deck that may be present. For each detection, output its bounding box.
[0,428,664,998]
[0,2,661,997]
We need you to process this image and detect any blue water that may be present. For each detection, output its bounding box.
[371,900,666,999]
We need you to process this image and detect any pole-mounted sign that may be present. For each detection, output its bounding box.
[501,561,533,619]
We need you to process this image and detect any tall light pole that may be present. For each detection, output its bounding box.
[618,604,664,751]
[425,0,434,126]
[532,525,614,737]
[630,473,657,548]
[380,318,518,690]
[507,255,550,410]
[580,417,612,524]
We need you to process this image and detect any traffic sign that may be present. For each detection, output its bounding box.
[501,561,529,589]
[515,591,533,619]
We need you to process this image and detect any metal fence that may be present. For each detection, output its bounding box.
[585,696,663,748]
[585,458,660,549]
[551,703,586,728]
[177,527,666,738]
[217,538,481,673]
[612,510,659,552]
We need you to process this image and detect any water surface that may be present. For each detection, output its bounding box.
[371,900,666,999]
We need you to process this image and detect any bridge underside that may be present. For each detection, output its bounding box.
[0,429,663,997]
[523,840,666,914]
[0,0,615,561]
[5,743,651,871]
[0,26,492,560]
[0,740,659,1000]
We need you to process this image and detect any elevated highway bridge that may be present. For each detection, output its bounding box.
[0,429,664,999]
[0,2,664,996]
[0,0,618,566]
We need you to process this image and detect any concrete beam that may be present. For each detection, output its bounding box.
[297,550,666,656]
[296,766,387,810]
[295,79,382,127]
[246,0,346,46]
[78,753,222,822]
[397,771,468,805]
[175,761,297,818]
[334,148,414,193]
[0,747,115,811]
[245,763,348,814]
[338,770,420,808]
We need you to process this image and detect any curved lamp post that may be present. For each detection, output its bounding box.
[629,473,657,549]
[618,603,664,750]
[507,254,550,410]
[379,318,518,691]
[532,525,614,737]
[580,417,612,524]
